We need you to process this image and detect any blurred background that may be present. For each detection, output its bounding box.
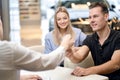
[0,0,120,47]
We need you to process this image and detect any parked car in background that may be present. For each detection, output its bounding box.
[107,0,120,19]
[48,0,119,32]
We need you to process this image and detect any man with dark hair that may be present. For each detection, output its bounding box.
[67,2,120,80]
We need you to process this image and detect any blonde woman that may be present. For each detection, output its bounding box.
[44,7,86,66]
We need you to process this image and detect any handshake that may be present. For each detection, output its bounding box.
[60,34,81,64]
[60,34,74,50]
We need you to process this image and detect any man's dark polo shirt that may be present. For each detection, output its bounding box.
[83,30,120,80]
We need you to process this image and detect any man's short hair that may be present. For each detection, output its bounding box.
[89,2,109,14]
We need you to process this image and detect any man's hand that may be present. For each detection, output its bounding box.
[71,66,94,76]
[66,46,81,63]
[60,34,74,50]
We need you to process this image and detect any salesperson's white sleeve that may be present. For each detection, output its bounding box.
[13,43,66,71]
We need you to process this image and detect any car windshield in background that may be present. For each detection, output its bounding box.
[55,0,109,8]
[49,0,119,32]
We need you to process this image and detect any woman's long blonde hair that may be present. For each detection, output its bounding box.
[53,6,75,45]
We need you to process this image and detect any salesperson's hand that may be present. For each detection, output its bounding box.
[20,74,42,80]
[60,34,74,50]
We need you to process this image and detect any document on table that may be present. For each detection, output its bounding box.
[21,67,109,80]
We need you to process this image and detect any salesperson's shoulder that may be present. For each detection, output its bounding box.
[0,41,17,49]
[0,40,15,45]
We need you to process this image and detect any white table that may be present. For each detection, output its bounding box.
[21,67,109,80]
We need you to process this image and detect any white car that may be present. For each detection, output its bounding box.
[107,0,120,19]
[49,0,119,31]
